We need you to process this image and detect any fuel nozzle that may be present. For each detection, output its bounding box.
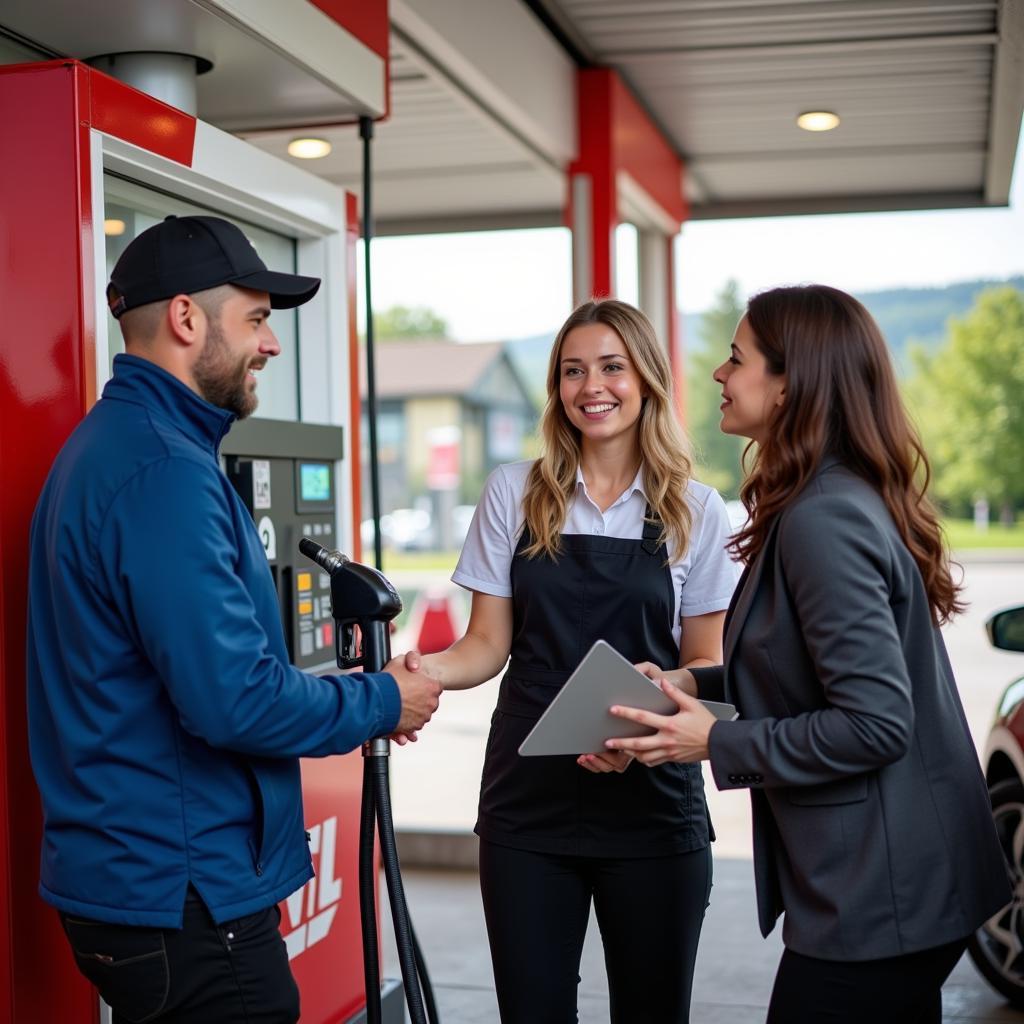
[298,539,402,672]
[298,538,349,575]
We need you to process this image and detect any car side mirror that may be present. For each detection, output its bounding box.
[987,606,1024,653]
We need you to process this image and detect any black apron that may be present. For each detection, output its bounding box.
[475,511,711,858]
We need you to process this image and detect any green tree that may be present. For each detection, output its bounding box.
[904,286,1024,521]
[686,280,747,498]
[373,305,449,339]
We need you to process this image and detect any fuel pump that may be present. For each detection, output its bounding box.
[299,539,439,1024]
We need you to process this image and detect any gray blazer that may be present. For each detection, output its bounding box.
[693,458,1008,960]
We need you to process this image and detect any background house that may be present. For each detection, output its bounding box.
[360,339,539,533]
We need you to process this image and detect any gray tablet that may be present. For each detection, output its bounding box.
[518,639,738,757]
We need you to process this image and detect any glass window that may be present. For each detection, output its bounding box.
[102,176,300,421]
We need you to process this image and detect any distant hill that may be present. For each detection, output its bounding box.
[683,276,1024,373]
[503,276,1024,392]
[852,276,1024,371]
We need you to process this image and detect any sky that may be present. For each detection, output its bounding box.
[363,131,1024,342]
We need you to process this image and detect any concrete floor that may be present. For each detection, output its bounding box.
[383,857,1022,1024]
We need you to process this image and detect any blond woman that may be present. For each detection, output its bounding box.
[408,299,737,1023]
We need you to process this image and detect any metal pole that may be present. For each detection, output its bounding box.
[360,115,384,571]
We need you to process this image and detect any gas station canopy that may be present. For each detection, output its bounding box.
[539,0,1024,220]
[3,0,1022,234]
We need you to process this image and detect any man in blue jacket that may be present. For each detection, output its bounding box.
[26,215,441,1023]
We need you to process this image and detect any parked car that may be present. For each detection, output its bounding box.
[360,507,434,552]
[968,604,1024,1007]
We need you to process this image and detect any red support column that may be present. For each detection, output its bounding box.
[568,69,618,303]
[567,68,688,415]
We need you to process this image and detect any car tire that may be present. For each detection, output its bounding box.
[968,777,1024,1008]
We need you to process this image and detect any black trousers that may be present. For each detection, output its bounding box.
[479,840,713,1024]
[766,937,968,1024]
[59,887,299,1024]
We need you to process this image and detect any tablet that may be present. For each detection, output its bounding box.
[518,639,738,757]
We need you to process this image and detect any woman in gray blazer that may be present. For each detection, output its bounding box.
[608,284,1009,1023]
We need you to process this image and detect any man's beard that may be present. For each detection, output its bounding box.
[193,319,258,419]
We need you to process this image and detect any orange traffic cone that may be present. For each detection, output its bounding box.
[415,593,458,654]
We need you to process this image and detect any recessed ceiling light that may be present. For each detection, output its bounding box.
[104,219,126,236]
[288,137,332,159]
[797,111,840,132]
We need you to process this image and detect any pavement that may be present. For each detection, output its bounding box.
[376,558,1024,1022]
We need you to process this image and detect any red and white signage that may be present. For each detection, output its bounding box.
[426,426,461,491]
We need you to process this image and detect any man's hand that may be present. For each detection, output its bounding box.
[606,680,716,766]
[385,650,442,740]
[634,662,698,698]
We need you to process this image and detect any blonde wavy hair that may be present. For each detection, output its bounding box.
[521,299,695,562]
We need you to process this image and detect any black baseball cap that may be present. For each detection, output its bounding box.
[107,215,321,318]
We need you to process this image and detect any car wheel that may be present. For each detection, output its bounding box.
[968,777,1024,1008]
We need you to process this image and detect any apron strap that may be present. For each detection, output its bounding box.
[641,503,662,556]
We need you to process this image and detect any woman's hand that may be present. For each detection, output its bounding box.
[633,662,698,698]
[607,680,717,765]
[576,751,633,774]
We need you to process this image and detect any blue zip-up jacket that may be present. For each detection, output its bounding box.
[27,354,401,927]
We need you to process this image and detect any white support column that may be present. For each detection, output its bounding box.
[637,227,669,345]
[571,174,594,306]
[638,227,685,419]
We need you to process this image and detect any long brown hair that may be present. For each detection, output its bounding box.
[731,284,963,623]
[521,299,695,561]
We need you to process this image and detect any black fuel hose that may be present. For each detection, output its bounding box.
[358,747,440,1024]
[413,926,440,1023]
[354,105,439,1021]
[373,756,428,1022]
[359,759,382,1024]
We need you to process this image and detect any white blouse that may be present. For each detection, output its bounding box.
[452,460,740,650]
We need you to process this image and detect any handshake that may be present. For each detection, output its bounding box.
[383,649,442,744]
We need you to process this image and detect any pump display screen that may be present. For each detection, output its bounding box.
[300,463,331,502]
